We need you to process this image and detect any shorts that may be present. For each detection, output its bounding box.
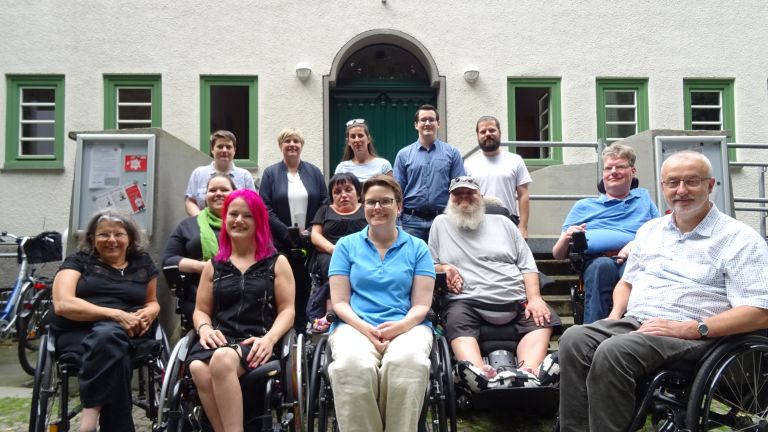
[443,299,562,342]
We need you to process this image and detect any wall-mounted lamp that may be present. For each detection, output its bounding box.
[463,65,480,83]
[295,62,312,81]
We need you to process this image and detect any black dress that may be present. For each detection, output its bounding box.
[187,254,279,367]
[51,251,158,432]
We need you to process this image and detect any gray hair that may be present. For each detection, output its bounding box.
[81,209,145,258]
[602,143,637,167]
[661,150,714,178]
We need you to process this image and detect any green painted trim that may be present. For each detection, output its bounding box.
[4,75,65,170]
[199,76,259,167]
[595,78,649,143]
[506,78,563,166]
[683,79,736,160]
[103,74,162,129]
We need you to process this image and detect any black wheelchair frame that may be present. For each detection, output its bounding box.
[28,325,167,432]
[554,332,768,431]
[156,329,302,432]
[303,329,457,432]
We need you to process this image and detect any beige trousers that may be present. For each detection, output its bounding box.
[328,323,433,432]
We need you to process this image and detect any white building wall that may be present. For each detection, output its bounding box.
[2,1,767,235]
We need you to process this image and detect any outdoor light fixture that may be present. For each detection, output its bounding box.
[463,65,479,83]
[295,62,312,81]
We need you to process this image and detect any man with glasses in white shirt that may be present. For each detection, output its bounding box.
[558,150,768,432]
[394,104,465,242]
[552,144,659,323]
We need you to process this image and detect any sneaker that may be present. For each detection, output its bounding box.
[537,352,560,387]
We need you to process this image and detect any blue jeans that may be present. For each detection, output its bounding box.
[582,256,625,323]
[398,213,433,242]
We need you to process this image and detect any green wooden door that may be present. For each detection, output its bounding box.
[330,82,435,171]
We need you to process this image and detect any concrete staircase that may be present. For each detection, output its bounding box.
[535,252,578,351]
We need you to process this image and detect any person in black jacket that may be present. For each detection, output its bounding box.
[259,128,327,330]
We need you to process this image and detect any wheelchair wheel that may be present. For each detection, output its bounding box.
[685,335,768,431]
[307,336,337,432]
[280,329,304,432]
[159,333,197,432]
[569,284,584,326]
[17,283,50,376]
[422,339,447,432]
[29,332,54,432]
[437,336,457,432]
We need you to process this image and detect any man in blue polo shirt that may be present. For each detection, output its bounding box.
[552,144,659,323]
[394,104,465,241]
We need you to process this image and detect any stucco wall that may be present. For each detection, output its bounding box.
[2,1,767,236]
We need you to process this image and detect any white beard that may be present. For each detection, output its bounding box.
[445,199,486,231]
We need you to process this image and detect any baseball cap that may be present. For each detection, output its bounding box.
[449,176,480,193]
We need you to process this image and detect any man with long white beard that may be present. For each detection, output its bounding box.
[428,176,561,382]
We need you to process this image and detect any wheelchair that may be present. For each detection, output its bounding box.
[304,327,457,432]
[433,273,561,415]
[568,178,640,325]
[554,332,768,431]
[156,328,303,432]
[28,323,168,432]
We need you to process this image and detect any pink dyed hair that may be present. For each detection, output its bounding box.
[215,189,275,262]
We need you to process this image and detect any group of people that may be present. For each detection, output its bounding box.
[46,102,768,432]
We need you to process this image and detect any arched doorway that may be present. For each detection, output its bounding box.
[324,30,443,175]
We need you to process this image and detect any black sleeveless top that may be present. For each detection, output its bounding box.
[211,254,278,340]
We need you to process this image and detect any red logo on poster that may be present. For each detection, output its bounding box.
[124,155,148,172]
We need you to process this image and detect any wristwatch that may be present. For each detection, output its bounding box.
[697,321,709,339]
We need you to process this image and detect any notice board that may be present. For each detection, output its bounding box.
[72,134,156,235]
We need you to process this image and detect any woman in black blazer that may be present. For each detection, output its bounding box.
[259,127,328,330]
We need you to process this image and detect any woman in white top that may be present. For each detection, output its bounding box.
[259,128,327,330]
[334,119,392,183]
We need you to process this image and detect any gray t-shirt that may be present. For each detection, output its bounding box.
[428,214,537,304]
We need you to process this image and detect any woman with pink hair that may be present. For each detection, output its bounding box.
[187,189,295,431]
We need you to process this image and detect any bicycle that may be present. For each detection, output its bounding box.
[0,230,62,375]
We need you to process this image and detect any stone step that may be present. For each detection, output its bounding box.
[537,258,573,275]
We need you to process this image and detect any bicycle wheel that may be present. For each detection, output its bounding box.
[17,285,50,375]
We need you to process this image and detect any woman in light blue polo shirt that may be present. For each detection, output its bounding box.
[327,175,435,432]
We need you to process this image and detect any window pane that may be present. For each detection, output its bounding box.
[691,108,721,122]
[691,91,720,106]
[22,105,55,121]
[605,90,635,106]
[606,107,636,122]
[119,105,152,121]
[118,121,152,129]
[21,140,54,156]
[607,124,637,139]
[21,122,55,138]
[692,123,721,131]
[210,85,250,160]
[118,88,151,103]
[22,88,55,103]
[515,87,552,159]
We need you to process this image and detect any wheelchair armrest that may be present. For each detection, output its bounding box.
[239,359,281,388]
[162,265,186,297]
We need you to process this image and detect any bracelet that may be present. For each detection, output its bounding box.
[197,322,212,335]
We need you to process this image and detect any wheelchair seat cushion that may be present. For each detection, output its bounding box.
[455,360,539,393]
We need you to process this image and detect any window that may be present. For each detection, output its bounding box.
[104,75,161,129]
[596,79,649,144]
[683,79,735,159]
[200,76,258,167]
[4,75,65,170]
[507,78,562,166]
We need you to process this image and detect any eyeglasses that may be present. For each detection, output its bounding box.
[346,118,365,127]
[95,232,128,240]
[418,117,437,124]
[661,176,711,189]
[364,198,396,208]
[602,164,632,172]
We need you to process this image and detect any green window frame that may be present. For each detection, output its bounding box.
[507,78,563,166]
[200,76,258,168]
[104,75,162,129]
[683,79,735,160]
[596,79,649,144]
[4,75,65,170]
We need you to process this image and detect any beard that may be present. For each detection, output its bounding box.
[478,136,500,153]
[445,198,486,231]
